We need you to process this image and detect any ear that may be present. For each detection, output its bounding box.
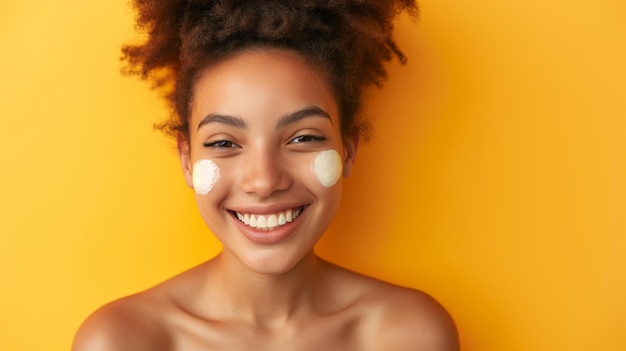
[342,135,359,177]
[177,135,194,188]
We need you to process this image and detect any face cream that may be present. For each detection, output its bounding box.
[192,159,220,195]
[313,150,342,187]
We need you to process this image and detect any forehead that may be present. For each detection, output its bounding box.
[190,49,338,126]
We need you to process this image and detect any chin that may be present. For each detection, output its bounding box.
[236,246,316,276]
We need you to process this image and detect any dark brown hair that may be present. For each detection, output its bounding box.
[122,0,418,140]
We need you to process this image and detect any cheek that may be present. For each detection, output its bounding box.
[192,159,221,195]
[312,150,343,187]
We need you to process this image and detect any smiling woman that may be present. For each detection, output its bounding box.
[71,1,458,350]
[180,49,352,273]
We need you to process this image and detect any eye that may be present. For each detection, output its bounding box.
[203,140,240,149]
[290,135,326,144]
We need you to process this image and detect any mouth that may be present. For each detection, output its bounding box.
[231,206,305,231]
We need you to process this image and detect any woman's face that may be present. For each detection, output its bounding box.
[179,49,357,275]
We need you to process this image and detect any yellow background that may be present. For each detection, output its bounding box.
[1,1,624,350]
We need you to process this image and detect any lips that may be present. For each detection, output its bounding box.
[234,206,303,231]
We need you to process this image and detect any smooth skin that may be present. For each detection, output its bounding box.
[72,49,459,351]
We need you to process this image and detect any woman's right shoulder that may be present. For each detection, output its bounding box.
[72,262,209,351]
[71,292,172,351]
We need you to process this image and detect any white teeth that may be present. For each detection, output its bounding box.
[278,213,286,226]
[234,207,303,230]
[267,214,278,228]
[256,215,267,229]
[250,215,257,227]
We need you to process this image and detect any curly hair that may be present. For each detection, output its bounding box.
[121,0,418,140]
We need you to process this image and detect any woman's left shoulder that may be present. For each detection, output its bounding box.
[321,261,459,350]
[358,278,460,351]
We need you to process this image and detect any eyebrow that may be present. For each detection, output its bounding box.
[196,106,332,132]
[276,106,332,128]
[197,114,247,132]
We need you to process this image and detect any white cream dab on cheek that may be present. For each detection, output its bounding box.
[313,150,343,187]
[192,159,220,195]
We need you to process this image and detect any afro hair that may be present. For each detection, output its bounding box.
[122,0,418,140]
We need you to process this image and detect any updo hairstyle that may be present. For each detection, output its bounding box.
[122,0,418,140]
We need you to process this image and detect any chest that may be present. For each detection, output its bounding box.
[169,313,367,351]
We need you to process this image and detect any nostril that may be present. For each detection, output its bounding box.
[238,161,292,196]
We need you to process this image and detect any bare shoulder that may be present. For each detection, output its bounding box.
[324,263,459,351]
[71,263,209,351]
[72,292,172,351]
[367,285,459,351]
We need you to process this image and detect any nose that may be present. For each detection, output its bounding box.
[237,147,292,198]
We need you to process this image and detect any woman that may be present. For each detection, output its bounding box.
[73,1,459,350]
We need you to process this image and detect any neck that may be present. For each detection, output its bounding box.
[203,250,324,327]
